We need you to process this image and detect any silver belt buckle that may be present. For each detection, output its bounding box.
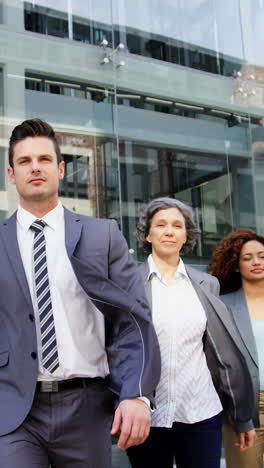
[40,381,59,392]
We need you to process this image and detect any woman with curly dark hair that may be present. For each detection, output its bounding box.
[126,199,256,468]
[209,228,264,468]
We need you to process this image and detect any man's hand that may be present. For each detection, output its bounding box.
[234,429,256,451]
[111,398,151,450]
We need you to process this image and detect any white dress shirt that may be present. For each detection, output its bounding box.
[17,202,109,381]
[148,255,222,427]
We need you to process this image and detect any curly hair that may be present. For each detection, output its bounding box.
[208,229,264,294]
[136,197,200,254]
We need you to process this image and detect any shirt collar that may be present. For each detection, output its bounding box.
[147,254,191,282]
[17,201,64,232]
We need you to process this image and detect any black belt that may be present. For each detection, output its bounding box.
[36,377,103,393]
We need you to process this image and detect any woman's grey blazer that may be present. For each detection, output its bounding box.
[139,261,257,432]
[221,288,260,428]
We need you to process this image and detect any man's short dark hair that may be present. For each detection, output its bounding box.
[8,118,62,168]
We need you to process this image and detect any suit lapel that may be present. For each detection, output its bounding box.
[1,208,83,308]
[141,261,258,364]
[229,289,258,366]
[139,262,152,309]
[1,212,32,307]
[185,265,205,285]
[185,266,248,351]
[64,208,83,257]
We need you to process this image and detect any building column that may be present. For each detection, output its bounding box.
[3,61,25,215]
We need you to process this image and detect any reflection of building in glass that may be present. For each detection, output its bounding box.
[1,2,264,465]
[234,64,264,109]
[24,1,244,77]
[1,0,264,266]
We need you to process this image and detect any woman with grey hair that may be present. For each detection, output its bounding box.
[127,197,256,468]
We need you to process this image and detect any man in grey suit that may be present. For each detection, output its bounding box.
[0,118,161,467]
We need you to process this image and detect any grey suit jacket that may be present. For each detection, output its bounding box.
[221,289,260,428]
[0,208,161,436]
[139,261,256,432]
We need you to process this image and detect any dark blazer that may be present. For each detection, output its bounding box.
[139,261,256,432]
[221,288,260,428]
[0,208,161,436]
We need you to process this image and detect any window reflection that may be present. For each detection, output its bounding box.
[59,154,89,199]
[119,142,256,263]
[25,73,261,129]
[24,1,242,77]
[24,2,112,45]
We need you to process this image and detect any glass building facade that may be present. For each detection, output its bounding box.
[1,1,264,464]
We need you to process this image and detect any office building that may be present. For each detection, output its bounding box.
[1,2,263,463]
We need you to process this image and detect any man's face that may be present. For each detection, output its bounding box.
[8,136,64,209]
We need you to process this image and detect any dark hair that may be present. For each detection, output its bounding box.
[209,229,264,294]
[136,197,200,254]
[9,119,62,168]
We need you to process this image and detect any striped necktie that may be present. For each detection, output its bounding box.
[30,219,59,373]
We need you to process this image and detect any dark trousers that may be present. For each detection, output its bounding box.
[127,412,222,468]
[0,379,115,468]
